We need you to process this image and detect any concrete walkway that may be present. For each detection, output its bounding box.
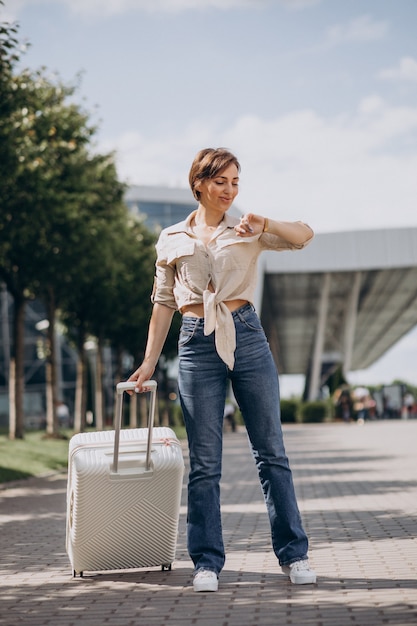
[1,420,416,626]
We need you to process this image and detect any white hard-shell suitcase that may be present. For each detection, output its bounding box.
[66,380,184,577]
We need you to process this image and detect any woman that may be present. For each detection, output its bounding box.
[128,147,316,592]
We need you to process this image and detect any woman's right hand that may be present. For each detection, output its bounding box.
[126,362,156,395]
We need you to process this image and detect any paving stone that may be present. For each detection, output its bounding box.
[1,421,417,625]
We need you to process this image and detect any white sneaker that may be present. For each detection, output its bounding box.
[282,559,317,584]
[193,569,219,592]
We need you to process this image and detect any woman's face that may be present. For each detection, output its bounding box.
[197,163,239,213]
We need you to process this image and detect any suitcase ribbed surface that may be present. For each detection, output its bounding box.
[66,427,184,575]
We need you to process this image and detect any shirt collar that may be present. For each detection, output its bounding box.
[164,211,238,236]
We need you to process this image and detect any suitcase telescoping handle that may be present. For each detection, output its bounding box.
[113,380,157,473]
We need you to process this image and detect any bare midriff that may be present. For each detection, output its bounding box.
[181,299,249,318]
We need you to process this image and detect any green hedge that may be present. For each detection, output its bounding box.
[280,399,299,423]
[298,400,328,423]
[169,398,329,428]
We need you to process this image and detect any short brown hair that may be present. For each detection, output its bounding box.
[188,148,241,201]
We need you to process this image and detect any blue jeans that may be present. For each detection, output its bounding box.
[178,303,309,574]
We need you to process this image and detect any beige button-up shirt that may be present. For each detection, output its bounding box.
[152,211,313,370]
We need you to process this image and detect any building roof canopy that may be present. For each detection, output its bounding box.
[260,228,417,377]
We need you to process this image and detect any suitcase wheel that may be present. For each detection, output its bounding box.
[73,570,83,578]
[161,563,172,571]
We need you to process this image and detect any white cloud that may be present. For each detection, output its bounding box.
[228,103,417,231]
[325,14,388,47]
[1,0,27,21]
[7,0,322,19]
[101,123,217,187]
[278,0,321,9]
[358,95,385,115]
[378,56,417,83]
[69,0,262,16]
[6,0,276,19]
[103,97,417,234]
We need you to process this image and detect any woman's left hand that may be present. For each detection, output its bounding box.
[234,213,265,237]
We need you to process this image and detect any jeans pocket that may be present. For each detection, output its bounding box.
[179,319,199,347]
[237,308,264,333]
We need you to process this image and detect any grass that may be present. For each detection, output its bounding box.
[0,425,187,485]
[0,430,70,484]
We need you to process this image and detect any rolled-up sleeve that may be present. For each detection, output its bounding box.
[260,221,314,251]
[150,237,178,309]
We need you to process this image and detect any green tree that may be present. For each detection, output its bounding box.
[0,8,179,436]
[0,13,127,436]
[0,11,30,438]
[37,152,129,435]
[85,216,157,430]
[0,4,20,183]
[0,69,101,437]
[98,218,156,373]
[58,176,142,432]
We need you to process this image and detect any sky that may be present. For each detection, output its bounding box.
[3,0,417,396]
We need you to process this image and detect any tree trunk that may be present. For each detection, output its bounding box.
[81,344,89,432]
[161,402,169,427]
[45,359,54,435]
[158,363,169,426]
[45,292,59,436]
[73,329,88,434]
[8,358,16,440]
[9,294,26,439]
[129,392,138,428]
[111,346,124,427]
[139,394,148,428]
[73,356,83,434]
[95,339,104,431]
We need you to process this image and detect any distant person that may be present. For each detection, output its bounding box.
[57,402,70,428]
[383,395,394,419]
[336,389,353,423]
[403,392,414,419]
[223,401,237,432]
[127,147,316,592]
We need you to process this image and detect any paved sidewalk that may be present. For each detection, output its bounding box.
[1,420,416,626]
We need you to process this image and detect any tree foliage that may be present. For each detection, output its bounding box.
[0,13,158,436]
